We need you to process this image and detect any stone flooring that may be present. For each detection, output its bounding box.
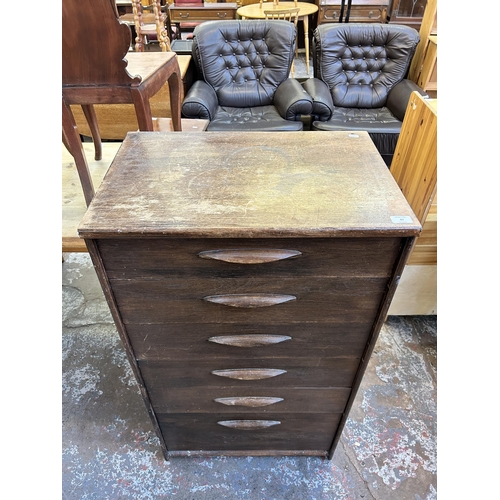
[62,252,437,499]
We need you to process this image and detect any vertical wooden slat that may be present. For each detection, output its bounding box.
[390,92,437,225]
[408,0,437,83]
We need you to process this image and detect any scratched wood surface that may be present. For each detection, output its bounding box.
[78,131,421,239]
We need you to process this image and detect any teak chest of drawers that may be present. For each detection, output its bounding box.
[78,131,420,459]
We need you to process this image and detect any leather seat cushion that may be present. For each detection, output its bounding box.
[207,106,304,131]
[312,107,402,134]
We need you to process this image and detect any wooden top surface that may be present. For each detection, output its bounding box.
[125,51,178,82]
[78,131,420,239]
[237,2,318,18]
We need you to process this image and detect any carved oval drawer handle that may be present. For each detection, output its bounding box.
[204,294,296,308]
[217,420,281,430]
[208,334,291,347]
[211,368,287,380]
[198,248,301,264]
[214,397,284,407]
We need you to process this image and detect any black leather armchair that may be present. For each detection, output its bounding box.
[303,23,426,166]
[181,20,313,131]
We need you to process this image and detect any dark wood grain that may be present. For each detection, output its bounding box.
[97,237,403,279]
[123,322,371,361]
[147,387,351,414]
[157,412,342,452]
[110,276,388,324]
[138,357,359,388]
[124,322,373,360]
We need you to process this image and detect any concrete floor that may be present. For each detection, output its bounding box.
[62,252,437,499]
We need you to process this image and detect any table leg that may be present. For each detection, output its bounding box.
[81,104,102,161]
[167,70,182,132]
[132,57,182,132]
[62,97,95,207]
[131,90,155,131]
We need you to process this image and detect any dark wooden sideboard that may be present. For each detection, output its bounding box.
[169,2,238,37]
[316,0,388,24]
[78,131,420,459]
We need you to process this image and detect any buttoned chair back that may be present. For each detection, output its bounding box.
[182,20,312,130]
[303,23,426,166]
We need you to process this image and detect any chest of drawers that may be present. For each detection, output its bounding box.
[316,0,388,24]
[78,131,420,459]
[169,2,237,24]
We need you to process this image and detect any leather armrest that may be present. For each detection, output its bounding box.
[181,81,218,121]
[273,78,313,120]
[386,80,428,122]
[301,78,334,121]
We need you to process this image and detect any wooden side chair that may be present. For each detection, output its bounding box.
[62,0,182,206]
[264,8,300,77]
[131,0,171,52]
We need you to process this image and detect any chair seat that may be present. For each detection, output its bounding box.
[312,107,402,135]
[207,106,304,131]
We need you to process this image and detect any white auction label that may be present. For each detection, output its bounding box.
[390,216,413,223]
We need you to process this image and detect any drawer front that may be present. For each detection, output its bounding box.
[157,412,342,452]
[170,8,235,22]
[319,6,386,23]
[110,276,389,324]
[147,386,351,414]
[97,237,403,279]
[126,322,373,360]
[138,357,359,388]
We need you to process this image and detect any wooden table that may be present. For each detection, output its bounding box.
[78,130,420,459]
[237,1,318,74]
[70,55,193,140]
[63,0,184,205]
[169,2,238,38]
